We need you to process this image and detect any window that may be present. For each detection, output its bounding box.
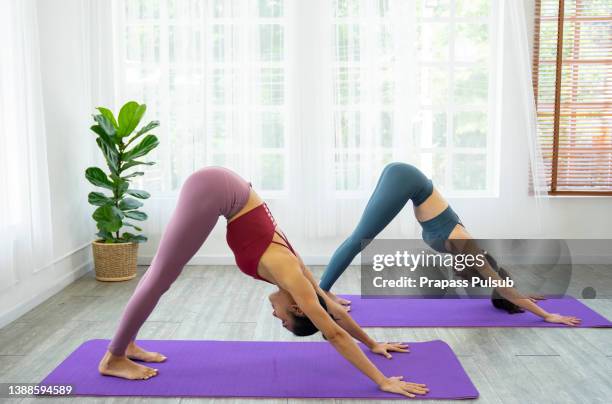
[533,0,612,195]
[120,0,288,194]
[116,0,499,197]
[331,0,498,195]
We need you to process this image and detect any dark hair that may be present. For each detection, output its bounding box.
[487,254,524,314]
[290,294,328,337]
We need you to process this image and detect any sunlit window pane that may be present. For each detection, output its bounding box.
[453,111,487,148]
[334,24,360,62]
[335,153,361,190]
[453,154,486,190]
[259,0,283,18]
[455,0,490,17]
[125,0,159,20]
[454,66,488,105]
[455,24,488,63]
[417,0,451,17]
[125,25,160,63]
[418,67,449,106]
[415,111,447,148]
[421,152,447,189]
[334,0,360,18]
[335,111,361,148]
[380,112,393,148]
[417,23,450,61]
[335,67,361,105]
[259,24,284,62]
[260,154,284,190]
[260,68,284,105]
[261,112,284,148]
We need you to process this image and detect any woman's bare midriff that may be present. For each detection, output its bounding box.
[413,187,471,249]
[227,188,265,223]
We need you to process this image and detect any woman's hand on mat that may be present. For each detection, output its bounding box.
[379,376,428,398]
[371,342,410,359]
[325,291,351,309]
[327,300,351,319]
[544,313,581,326]
[526,294,546,303]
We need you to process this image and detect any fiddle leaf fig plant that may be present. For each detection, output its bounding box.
[86,101,159,243]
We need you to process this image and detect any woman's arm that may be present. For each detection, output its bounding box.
[297,265,374,347]
[275,265,428,398]
[299,266,410,357]
[450,239,581,326]
[324,300,410,359]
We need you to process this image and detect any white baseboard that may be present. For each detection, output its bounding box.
[0,260,93,329]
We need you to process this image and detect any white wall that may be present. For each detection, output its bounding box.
[0,0,97,328]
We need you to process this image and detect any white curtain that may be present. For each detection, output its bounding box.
[506,0,548,235]
[507,0,548,200]
[0,0,55,290]
[107,0,501,248]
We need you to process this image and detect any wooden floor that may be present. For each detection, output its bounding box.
[1,265,611,404]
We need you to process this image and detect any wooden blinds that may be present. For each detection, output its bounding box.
[533,0,612,195]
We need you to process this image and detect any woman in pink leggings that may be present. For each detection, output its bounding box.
[98,166,428,399]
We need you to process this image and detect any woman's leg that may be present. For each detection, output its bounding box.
[109,172,220,356]
[99,171,228,380]
[107,173,222,356]
[319,163,434,291]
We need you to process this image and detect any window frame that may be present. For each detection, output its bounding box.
[533,0,612,196]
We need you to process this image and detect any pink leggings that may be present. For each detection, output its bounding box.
[108,167,250,356]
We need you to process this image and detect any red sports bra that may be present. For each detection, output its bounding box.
[226,203,297,283]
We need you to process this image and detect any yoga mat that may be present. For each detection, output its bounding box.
[39,339,478,399]
[340,295,612,328]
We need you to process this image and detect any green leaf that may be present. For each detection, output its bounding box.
[95,138,120,174]
[93,114,117,138]
[96,107,118,129]
[117,101,147,138]
[95,229,113,241]
[88,192,112,206]
[120,232,148,243]
[124,210,148,221]
[121,160,155,172]
[121,171,144,179]
[85,167,114,190]
[93,205,123,232]
[120,231,136,240]
[118,180,129,195]
[123,222,143,231]
[126,189,151,199]
[90,124,117,148]
[123,134,159,161]
[131,234,148,243]
[118,197,143,210]
[134,120,159,137]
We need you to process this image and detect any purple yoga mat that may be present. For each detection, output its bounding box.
[340,295,612,328]
[39,339,477,399]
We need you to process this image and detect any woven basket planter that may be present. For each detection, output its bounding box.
[92,240,138,282]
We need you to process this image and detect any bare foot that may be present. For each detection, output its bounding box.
[326,291,351,310]
[126,341,167,363]
[98,350,158,380]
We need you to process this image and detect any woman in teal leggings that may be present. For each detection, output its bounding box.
[320,162,580,326]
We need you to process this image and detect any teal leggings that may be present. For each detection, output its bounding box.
[319,162,462,291]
